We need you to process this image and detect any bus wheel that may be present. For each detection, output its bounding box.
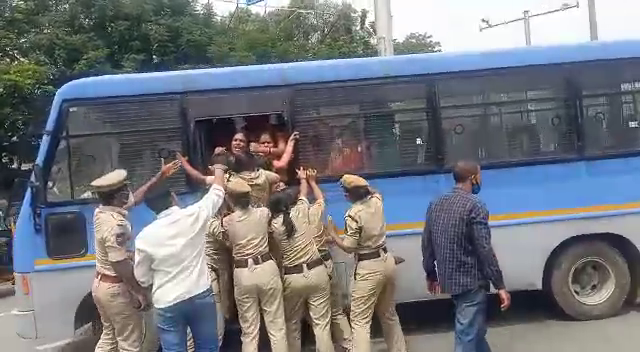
[549,240,630,320]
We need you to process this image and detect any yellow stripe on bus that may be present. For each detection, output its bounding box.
[32,201,640,266]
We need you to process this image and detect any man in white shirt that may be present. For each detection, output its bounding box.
[134,160,226,352]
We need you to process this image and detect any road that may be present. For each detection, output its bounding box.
[2,287,640,351]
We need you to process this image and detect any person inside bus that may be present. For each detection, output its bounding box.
[268,168,334,352]
[223,177,288,352]
[327,125,368,176]
[255,131,299,173]
[134,154,226,352]
[326,174,407,352]
[89,161,180,352]
[214,131,249,156]
[246,114,289,158]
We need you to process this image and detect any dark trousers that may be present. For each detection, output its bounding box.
[155,288,218,352]
[451,287,492,352]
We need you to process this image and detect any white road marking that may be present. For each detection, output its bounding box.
[0,310,15,317]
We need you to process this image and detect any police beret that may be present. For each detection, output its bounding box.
[90,169,128,193]
[226,177,251,195]
[339,174,369,189]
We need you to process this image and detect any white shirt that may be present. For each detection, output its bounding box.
[134,183,225,308]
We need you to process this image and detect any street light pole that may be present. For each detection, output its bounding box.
[587,0,598,41]
[480,2,580,46]
[523,10,532,46]
[374,0,394,56]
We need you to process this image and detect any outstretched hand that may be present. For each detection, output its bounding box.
[160,159,181,178]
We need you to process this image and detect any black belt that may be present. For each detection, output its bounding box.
[234,253,272,268]
[283,257,324,275]
[319,250,332,262]
[356,246,388,262]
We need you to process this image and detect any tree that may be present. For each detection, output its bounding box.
[393,32,442,55]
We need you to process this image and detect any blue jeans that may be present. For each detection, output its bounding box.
[155,288,218,352]
[451,287,492,352]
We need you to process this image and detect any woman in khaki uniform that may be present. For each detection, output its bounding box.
[268,169,333,352]
[307,169,353,352]
[328,174,407,352]
[223,177,287,352]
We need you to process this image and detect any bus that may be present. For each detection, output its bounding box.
[13,39,640,350]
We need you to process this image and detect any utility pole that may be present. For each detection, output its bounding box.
[480,2,580,46]
[587,0,598,40]
[374,0,394,56]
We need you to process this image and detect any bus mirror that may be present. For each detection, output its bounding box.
[30,165,45,206]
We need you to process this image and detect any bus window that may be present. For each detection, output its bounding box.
[292,80,434,177]
[437,66,578,166]
[576,60,640,156]
[45,97,186,203]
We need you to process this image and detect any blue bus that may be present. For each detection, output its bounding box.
[13,39,640,350]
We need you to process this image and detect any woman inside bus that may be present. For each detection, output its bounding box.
[255,131,299,174]
[268,168,334,352]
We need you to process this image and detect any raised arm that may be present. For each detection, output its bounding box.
[272,132,299,170]
[297,168,309,199]
[124,159,181,210]
[177,153,208,184]
[307,169,324,202]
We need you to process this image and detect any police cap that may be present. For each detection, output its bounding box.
[226,177,251,195]
[90,169,128,193]
[339,174,369,189]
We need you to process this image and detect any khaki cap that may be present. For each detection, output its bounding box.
[90,169,128,193]
[226,177,251,195]
[340,174,369,189]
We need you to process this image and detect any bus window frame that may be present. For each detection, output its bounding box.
[40,94,188,207]
[289,76,439,183]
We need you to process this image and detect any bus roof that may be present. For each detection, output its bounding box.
[57,39,640,101]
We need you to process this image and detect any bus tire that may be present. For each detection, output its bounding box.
[549,240,630,320]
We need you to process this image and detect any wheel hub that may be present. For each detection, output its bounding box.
[568,257,616,306]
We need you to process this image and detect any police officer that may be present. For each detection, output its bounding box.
[268,168,333,352]
[327,174,407,352]
[91,162,178,352]
[228,151,280,207]
[223,178,287,352]
[306,169,352,352]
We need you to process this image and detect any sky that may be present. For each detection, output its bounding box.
[212,0,640,52]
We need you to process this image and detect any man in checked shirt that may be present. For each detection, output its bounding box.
[422,160,511,352]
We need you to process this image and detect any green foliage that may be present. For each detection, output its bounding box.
[0,0,441,171]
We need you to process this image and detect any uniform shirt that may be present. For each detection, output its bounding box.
[223,207,271,259]
[422,187,505,295]
[230,170,279,208]
[134,184,225,309]
[205,216,231,272]
[94,206,132,276]
[343,193,387,253]
[308,199,329,253]
[270,197,320,267]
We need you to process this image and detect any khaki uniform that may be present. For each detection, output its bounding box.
[224,179,287,352]
[90,170,144,352]
[230,169,279,207]
[271,197,333,352]
[205,216,233,344]
[340,175,406,352]
[310,199,352,351]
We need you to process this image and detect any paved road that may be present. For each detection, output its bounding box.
[2,287,640,351]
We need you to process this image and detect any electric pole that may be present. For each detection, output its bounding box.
[480,2,580,46]
[588,0,598,40]
[374,0,394,56]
